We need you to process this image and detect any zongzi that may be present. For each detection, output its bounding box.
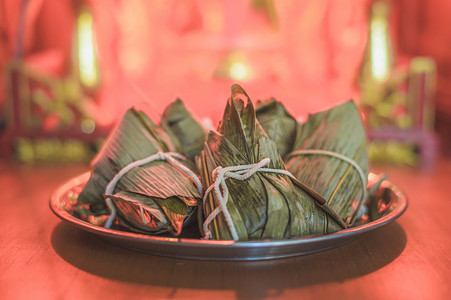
[104,152,202,236]
[197,84,343,241]
[78,107,180,206]
[285,100,369,226]
[77,107,201,236]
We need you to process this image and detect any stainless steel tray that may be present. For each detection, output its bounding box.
[50,172,407,261]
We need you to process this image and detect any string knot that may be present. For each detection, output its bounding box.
[203,157,288,241]
[155,151,166,161]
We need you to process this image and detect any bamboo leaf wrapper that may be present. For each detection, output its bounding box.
[77,107,201,236]
[256,98,297,158]
[161,99,207,161]
[198,85,342,240]
[285,101,369,226]
[78,108,179,205]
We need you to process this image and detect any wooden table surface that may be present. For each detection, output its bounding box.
[1,157,451,300]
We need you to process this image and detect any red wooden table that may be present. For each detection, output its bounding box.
[1,157,450,300]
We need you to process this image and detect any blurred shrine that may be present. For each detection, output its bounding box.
[0,0,449,166]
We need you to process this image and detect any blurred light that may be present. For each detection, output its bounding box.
[371,20,389,81]
[81,118,96,134]
[77,11,99,88]
[214,51,252,81]
[229,62,250,80]
[369,2,391,82]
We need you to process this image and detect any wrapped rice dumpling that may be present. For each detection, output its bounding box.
[78,107,179,206]
[77,107,201,235]
[285,101,369,226]
[197,85,343,241]
[161,99,206,161]
[256,98,297,158]
[105,153,201,235]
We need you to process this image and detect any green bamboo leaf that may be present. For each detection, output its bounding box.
[135,110,179,153]
[217,97,251,160]
[161,99,206,160]
[257,136,283,169]
[286,100,369,225]
[154,196,190,236]
[78,108,169,205]
[256,98,297,158]
[107,191,169,233]
[231,84,256,155]
[260,176,289,239]
[107,190,195,236]
[116,159,201,199]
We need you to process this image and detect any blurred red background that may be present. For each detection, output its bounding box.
[0,0,450,158]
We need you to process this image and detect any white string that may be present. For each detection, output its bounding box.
[202,158,298,241]
[104,152,203,228]
[288,149,367,203]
